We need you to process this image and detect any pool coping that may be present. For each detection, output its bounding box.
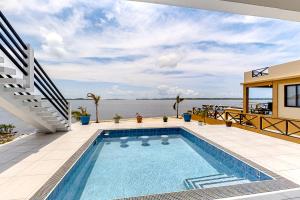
[30,126,299,200]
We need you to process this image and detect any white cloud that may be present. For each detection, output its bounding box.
[222,15,270,24]
[157,85,198,97]
[41,31,68,58]
[157,52,185,68]
[2,0,300,98]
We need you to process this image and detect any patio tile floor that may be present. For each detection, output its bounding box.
[0,117,299,200]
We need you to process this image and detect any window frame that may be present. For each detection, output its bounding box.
[284,84,300,108]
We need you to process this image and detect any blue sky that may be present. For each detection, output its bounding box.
[1,0,300,99]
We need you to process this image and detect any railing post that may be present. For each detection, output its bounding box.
[68,102,72,130]
[260,116,263,130]
[24,44,34,92]
[286,120,289,135]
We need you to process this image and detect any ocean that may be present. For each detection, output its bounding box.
[0,99,268,135]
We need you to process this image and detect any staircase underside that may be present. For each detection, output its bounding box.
[0,60,69,133]
[0,12,70,133]
[0,86,55,133]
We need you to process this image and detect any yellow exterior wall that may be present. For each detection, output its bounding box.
[278,81,300,119]
[272,81,278,118]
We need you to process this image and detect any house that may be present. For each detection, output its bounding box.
[243,60,300,120]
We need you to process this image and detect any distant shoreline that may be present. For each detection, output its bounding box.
[66,98,272,101]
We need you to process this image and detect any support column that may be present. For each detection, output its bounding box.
[25,44,34,92]
[243,85,249,114]
[68,102,72,130]
[272,81,279,118]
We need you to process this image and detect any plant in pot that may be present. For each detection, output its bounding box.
[113,114,122,123]
[163,115,168,122]
[72,106,91,125]
[136,113,143,123]
[225,120,233,127]
[71,111,81,122]
[199,108,209,125]
[0,124,16,144]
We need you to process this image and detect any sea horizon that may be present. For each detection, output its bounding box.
[66,97,272,100]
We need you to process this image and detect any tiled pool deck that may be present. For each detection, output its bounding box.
[0,118,300,200]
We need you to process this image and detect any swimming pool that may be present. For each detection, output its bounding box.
[46,128,273,200]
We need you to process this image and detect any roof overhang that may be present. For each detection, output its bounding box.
[131,0,300,22]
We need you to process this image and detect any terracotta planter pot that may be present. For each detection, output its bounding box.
[136,117,143,123]
[226,121,233,127]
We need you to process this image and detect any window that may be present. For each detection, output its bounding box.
[285,84,300,107]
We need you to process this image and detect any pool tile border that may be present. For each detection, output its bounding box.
[30,130,100,200]
[30,126,299,200]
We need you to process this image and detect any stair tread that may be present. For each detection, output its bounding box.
[185,173,226,182]
[14,95,41,100]
[200,179,250,189]
[4,87,27,92]
[184,174,249,190]
[0,78,24,84]
[0,67,16,75]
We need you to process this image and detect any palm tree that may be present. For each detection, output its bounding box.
[173,95,184,118]
[87,93,101,123]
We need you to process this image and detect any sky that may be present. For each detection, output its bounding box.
[1,0,300,99]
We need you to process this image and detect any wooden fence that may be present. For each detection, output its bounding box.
[192,108,300,140]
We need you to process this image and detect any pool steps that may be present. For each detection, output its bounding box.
[184,173,250,189]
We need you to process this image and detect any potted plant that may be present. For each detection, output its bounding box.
[75,106,90,125]
[163,115,168,122]
[71,111,81,122]
[113,114,122,123]
[183,112,192,122]
[136,113,143,123]
[225,120,233,127]
[0,124,16,144]
[199,108,208,125]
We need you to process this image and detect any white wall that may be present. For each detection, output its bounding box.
[278,82,300,120]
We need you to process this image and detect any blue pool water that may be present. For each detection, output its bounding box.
[47,128,272,200]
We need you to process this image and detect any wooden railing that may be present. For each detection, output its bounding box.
[193,107,300,139]
[261,116,300,136]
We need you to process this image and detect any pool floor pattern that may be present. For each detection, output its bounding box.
[80,136,245,199]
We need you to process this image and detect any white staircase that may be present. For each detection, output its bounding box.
[0,58,70,133]
[184,173,251,189]
[0,11,71,133]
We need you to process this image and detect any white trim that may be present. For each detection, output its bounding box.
[132,0,300,22]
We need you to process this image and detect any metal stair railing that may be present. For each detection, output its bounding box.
[0,11,70,127]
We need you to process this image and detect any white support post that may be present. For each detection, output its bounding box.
[24,44,34,92]
[68,101,72,130]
